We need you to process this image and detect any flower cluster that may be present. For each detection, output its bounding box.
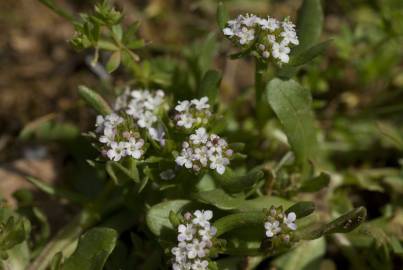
[171,210,217,270]
[95,113,145,161]
[223,14,299,64]
[114,88,167,145]
[174,97,212,129]
[175,128,233,175]
[264,206,297,243]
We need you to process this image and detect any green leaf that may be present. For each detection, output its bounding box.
[62,227,117,270]
[279,40,331,78]
[50,252,63,270]
[195,189,292,212]
[296,0,324,52]
[146,200,191,237]
[213,212,264,237]
[217,2,229,30]
[273,238,326,270]
[299,172,330,192]
[106,160,141,185]
[322,207,367,234]
[199,70,221,103]
[377,121,403,150]
[290,40,331,67]
[0,216,30,251]
[266,79,318,167]
[78,85,112,116]
[300,207,367,240]
[286,201,315,218]
[213,168,264,193]
[106,51,121,73]
[19,116,80,141]
[39,0,75,21]
[25,177,88,204]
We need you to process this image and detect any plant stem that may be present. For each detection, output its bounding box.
[255,60,268,127]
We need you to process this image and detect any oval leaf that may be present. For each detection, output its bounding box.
[146,200,191,237]
[296,0,324,52]
[199,70,221,104]
[78,86,112,116]
[62,227,117,270]
[213,212,264,237]
[106,51,121,73]
[286,201,315,218]
[266,79,318,167]
[299,172,330,192]
[213,169,264,193]
[216,2,229,30]
[195,189,292,212]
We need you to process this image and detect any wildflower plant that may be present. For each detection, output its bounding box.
[7,0,389,270]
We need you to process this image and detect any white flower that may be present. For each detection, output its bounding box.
[281,28,299,46]
[191,259,209,270]
[272,42,291,63]
[192,210,213,227]
[172,210,215,270]
[176,148,194,169]
[148,125,166,146]
[99,127,115,145]
[258,17,280,31]
[284,212,297,230]
[265,220,281,238]
[175,100,191,112]
[191,97,210,110]
[172,242,188,262]
[177,114,196,129]
[242,14,259,27]
[193,147,209,167]
[95,115,105,132]
[173,262,192,270]
[113,88,130,110]
[144,89,164,110]
[199,225,217,241]
[186,239,207,259]
[238,27,255,45]
[105,113,124,127]
[267,34,276,44]
[178,224,196,242]
[223,27,235,37]
[124,138,144,159]
[137,110,157,128]
[107,142,126,161]
[209,155,229,175]
[190,128,208,145]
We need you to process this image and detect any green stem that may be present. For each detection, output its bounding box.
[255,60,268,127]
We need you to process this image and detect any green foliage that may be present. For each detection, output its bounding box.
[10,0,403,269]
[78,86,112,115]
[61,227,117,270]
[266,79,318,168]
[296,0,324,52]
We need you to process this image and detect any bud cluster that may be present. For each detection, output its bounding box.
[95,113,145,161]
[174,97,212,129]
[175,128,233,175]
[114,88,167,145]
[171,210,217,270]
[223,14,299,64]
[264,206,297,246]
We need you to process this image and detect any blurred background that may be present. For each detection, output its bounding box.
[0,0,402,268]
